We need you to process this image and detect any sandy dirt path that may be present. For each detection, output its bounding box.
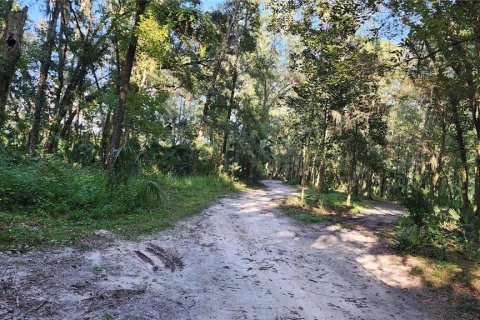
[0,180,445,320]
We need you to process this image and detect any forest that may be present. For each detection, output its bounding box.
[0,0,480,317]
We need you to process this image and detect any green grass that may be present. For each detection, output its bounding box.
[309,190,367,214]
[281,189,367,224]
[282,198,328,223]
[405,255,480,319]
[0,158,243,252]
[408,255,480,290]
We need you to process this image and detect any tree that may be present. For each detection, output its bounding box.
[0,5,27,128]
[106,0,149,185]
[28,0,62,155]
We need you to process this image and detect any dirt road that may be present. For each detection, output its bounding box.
[0,180,445,319]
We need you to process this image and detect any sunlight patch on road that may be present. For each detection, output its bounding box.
[356,254,424,289]
[310,229,377,250]
[274,229,298,238]
[309,226,423,290]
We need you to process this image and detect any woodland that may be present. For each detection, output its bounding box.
[0,0,479,300]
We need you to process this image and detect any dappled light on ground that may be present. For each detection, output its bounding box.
[355,254,423,289]
[309,209,424,290]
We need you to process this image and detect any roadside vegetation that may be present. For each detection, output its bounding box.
[0,149,242,252]
[394,190,480,319]
[281,189,367,224]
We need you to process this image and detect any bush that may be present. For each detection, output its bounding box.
[303,189,365,213]
[396,186,479,260]
[0,152,159,217]
[0,149,241,251]
[402,187,433,226]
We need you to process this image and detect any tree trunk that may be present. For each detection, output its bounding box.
[380,172,387,198]
[219,69,238,174]
[59,109,77,142]
[431,117,446,197]
[0,6,27,128]
[347,123,358,206]
[468,91,480,218]
[316,107,328,193]
[192,1,240,173]
[105,0,148,184]
[451,97,471,214]
[44,63,88,153]
[28,0,61,155]
[301,144,307,205]
[444,14,480,217]
[367,171,373,199]
[101,109,111,166]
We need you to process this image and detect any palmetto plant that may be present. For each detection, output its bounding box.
[109,145,163,203]
[111,145,143,186]
[138,179,163,202]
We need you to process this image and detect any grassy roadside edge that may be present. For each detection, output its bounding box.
[0,176,245,253]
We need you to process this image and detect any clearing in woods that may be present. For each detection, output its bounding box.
[0,180,446,319]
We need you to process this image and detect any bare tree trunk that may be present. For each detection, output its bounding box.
[44,62,88,153]
[316,107,328,193]
[219,69,238,174]
[446,13,480,218]
[192,0,240,173]
[28,0,61,155]
[431,116,446,197]
[347,123,358,206]
[301,144,308,205]
[59,109,76,141]
[101,110,111,166]
[451,97,471,214]
[380,172,387,198]
[43,5,67,153]
[367,171,373,199]
[105,0,148,184]
[0,6,27,128]
[468,92,480,218]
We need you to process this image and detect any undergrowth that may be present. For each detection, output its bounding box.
[393,187,480,319]
[0,153,243,252]
[281,188,367,223]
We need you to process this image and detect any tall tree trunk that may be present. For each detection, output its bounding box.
[347,123,359,206]
[468,90,480,218]
[451,97,471,214]
[105,0,148,184]
[445,5,480,217]
[219,69,238,174]
[0,6,27,128]
[28,0,61,155]
[101,110,111,166]
[44,62,88,153]
[380,172,387,198]
[316,107,328,193]
[367,171,373,199]
[431,116,446,198]
[59,109,76,141]
[301,144,308,205]
[192,0,240,173]
[43,5,67,153]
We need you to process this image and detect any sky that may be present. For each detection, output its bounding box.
[202,0,224,10]
[19,0,226,24]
